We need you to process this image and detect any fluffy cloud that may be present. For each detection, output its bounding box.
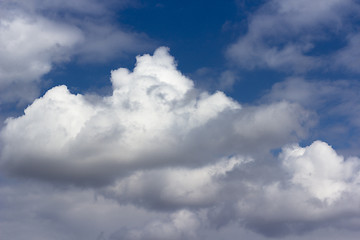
[0,13,82,104]
[0,0,153,107]
[101,156,247,210]
[0,47,309,186]
[227,0,360,72]
[236,141,360,237]
[1,47,360,239]
[103,140,360,237]
[0,0,153,63]
[281,141,359,202]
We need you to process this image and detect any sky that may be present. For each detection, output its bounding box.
[1,0,360,239]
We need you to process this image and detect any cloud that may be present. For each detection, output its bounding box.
[227,0,360,72]
[0,180,164,240]
[101,156,247,210]
[334,33,360,73]
[236,141,360,237]
[191,68,238,92]
[112,210,201,240]
[73,22,152,63]
[0,0,153,107]
[103,140,360,237]
[0,0,153,63]
[1,47,360,239]
[2,0,137,17]
[281,141,359,202]
[0,13,82,89]
[0,47,309,186]
[264,77,360,155]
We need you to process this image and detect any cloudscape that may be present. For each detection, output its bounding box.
[1,1,360,239]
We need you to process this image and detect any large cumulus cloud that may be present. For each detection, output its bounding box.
[0,47,309,186]
[2,48,360,239]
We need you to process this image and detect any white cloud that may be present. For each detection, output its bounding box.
[1,47,360,239]
[0,0,153,64]
[227,141,360,237]
[0,13,82,86]
[281,141,359,202]
[227,0,359,72]
[0,0,153,107]
[103,140,360,237]
[0,47,309,186]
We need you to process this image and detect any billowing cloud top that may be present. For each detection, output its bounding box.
[0,47,308,187]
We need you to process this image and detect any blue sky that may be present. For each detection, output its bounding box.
[1,1,360,239]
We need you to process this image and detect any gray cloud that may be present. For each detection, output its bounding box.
[264,77,360,155]
[227,0,360,73]
[334,33,360,73]
[110,210,201,240]
[0,180,163,240]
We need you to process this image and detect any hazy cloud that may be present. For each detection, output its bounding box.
[334,33,360,73]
